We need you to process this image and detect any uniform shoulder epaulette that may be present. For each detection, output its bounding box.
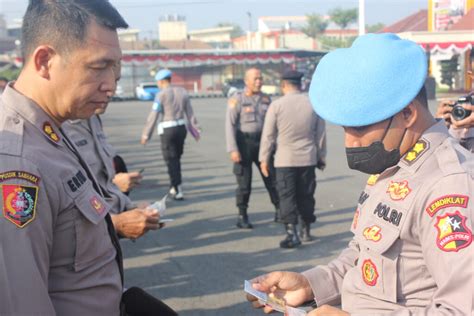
[0,114,24,156]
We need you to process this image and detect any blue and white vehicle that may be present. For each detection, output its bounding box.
[135,82,159,101]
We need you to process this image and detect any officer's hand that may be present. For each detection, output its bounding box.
[111,208,162,240]
[435,99,455,125]
[307,305,349,316]
[260,162,269,177]
[246,271,314,314]
[316,161,326,171]
[450,103,474,129]
[113,172,143,193]
[140,137,147,145]
[230,151,241,163]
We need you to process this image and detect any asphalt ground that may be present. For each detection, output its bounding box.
[102,97,439,315]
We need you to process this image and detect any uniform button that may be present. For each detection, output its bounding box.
[13,118,20,124]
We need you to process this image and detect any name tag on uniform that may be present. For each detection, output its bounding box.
[244,107,255,113]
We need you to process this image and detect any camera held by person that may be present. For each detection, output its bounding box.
[450,94,473,121]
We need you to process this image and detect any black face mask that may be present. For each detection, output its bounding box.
[345,117,406,175]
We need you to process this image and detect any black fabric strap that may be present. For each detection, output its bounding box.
[59,127,124,285]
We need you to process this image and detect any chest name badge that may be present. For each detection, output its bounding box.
[67,171,87,193]
[362,259,379,286]
[358,191,369,205]
[2,184,38,228]
[373,202,402,227]
[435,211,472,252]
[387,180,411,201]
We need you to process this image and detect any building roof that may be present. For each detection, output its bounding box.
[159,40,212,50]
[450,8,474,31]
[382,10,428,33]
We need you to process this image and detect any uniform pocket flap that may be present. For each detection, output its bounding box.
[358,219,400,255]
[74,189,110,225]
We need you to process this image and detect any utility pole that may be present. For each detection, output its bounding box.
[247,11,252,49]
[359,0,365,36]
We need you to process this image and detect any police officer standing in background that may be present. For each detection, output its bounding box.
[141,69,200,200]
[247,33,473,315]
[0,0,127,314]
[226,68,280,229]
[259,70,326,248]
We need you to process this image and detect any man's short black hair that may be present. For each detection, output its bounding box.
[21,0,128,61]
[413,85,428,108]
[0,77,8,82]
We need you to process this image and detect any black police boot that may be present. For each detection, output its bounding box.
[300,221,312,242]
[236,209,253,229]
[279,223,301,248]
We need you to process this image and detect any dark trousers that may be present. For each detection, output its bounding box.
[160,125,187,189]
[276,166,316,225]
[233,131,279,212]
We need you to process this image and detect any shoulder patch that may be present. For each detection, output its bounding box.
[2,184,38,228]
[228,98,238,108]
[426,195,469,217]
[435,211,472,252]
[0,171,40,185]
[402,139,429,165]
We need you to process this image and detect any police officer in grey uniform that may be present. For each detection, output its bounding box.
[226,67,280,229]
[141,69,200,200]
[64,114,162,240]
[259,70,326,248]
[247,34,473,316]
[0,1,127,314]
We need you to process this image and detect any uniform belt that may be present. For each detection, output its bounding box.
[160,119,186,129]
[237,130,261,139]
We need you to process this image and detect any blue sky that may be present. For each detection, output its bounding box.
[1,0,427,36]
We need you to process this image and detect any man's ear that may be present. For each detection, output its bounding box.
[401,103,418,128]
[32,45,56,80]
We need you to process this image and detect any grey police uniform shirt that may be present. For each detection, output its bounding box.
[0,85,122,315]
[259,91,327,167]
[449,126,474,153]
[141,85,199,141]
[63,115,133,214]
[302,120,473,315]
[225,91,272,153]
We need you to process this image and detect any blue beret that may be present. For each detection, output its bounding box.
[155,69,172,81]
[309,33,427,127]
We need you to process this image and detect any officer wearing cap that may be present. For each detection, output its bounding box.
[247,33,473,315]
[259,70,326,248]
[0,1,127,314]
[141,69,200,200]
[226,67,280,229]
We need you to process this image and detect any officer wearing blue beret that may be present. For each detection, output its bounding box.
[247,33,473,315]
[141,69,200,200]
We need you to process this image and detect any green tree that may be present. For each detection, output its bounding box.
[301,13,328,48]
[366,23,385,33]
[216,22,244,38]
[329,7,358,33]
[440,55,459,91]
